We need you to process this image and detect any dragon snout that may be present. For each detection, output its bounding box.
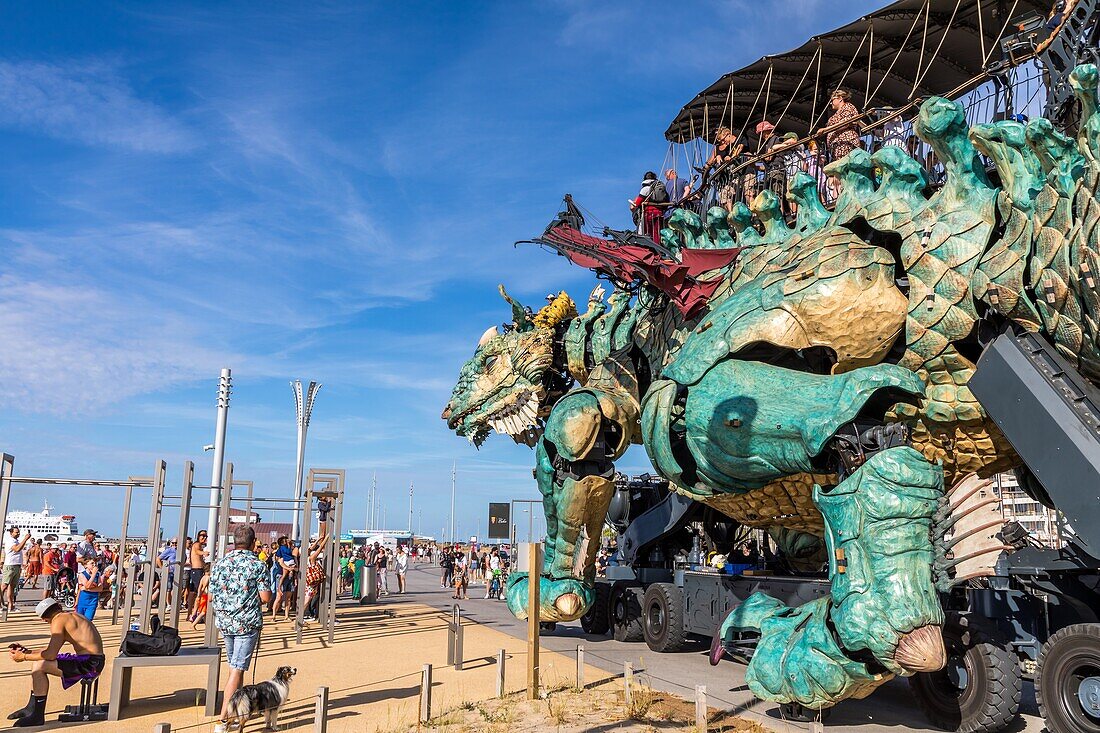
[441,404,452,421]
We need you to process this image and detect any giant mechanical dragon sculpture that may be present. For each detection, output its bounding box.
[442,64,1100,710]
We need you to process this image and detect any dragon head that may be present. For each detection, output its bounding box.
[442,286,577,447]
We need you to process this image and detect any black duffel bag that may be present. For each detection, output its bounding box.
[119,615,181,657]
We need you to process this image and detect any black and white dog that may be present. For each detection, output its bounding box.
[226,665,297,732]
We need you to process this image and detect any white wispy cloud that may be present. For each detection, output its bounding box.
[0,275,231,414]
[0,60,197,153]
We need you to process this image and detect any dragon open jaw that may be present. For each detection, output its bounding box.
[486,388,543,444]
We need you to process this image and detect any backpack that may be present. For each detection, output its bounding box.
[646,181,669,204]
[119,615,181,657]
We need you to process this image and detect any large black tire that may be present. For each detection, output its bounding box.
[580,581,611,635]
[1036,623,1100,733]
[909,614,1021,733]
[611,583,643,642]
[642,583,690,653]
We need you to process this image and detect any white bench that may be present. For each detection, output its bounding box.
[108,647,221,721]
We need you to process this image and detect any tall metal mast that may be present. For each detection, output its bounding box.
[450,461,456,543]
[291,379,321,542]
[207,369,232,546]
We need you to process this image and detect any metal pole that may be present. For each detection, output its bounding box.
[496,649,506,697]
[695,685,707,731]
[408,482,413,533]
[291,380,320,543]
[171,462,195,630]
[450,461,456,543]
[313,686,329,733]
[207,369,232,546]
[0,454,13,622]
[526,542,541,700]
[112,483,134,626]
[419,664,432,722]
[577,644,585,689]
[624,661,634,709]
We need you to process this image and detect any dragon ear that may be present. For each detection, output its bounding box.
[498,285,533,332]
[478,326,499,348]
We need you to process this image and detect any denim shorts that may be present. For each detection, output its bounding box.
[223,630,259,671]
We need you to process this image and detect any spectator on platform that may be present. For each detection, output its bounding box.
[664,168,689,208]
[211,524,271,733]
[629,171,666,244]
[825,89,862,162]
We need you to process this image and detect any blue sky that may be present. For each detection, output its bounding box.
[0,1,880,541]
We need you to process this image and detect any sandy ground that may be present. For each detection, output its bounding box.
[0,597,615,732]
[405,677,772,733]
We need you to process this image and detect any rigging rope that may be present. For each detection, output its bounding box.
[912,0,964,96]
[914,0,931,97]
[809,25,871,133]
[869,4,927,100]
[732,64,770,147]
[865,22,875,107]
[809,41,823,128]
[772,45,822,134]
[982,0,1021,66]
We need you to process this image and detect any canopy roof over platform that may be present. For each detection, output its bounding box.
[665,0,1053,143]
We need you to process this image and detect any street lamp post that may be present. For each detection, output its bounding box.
[291,379,321,542]
[207,369,232,547]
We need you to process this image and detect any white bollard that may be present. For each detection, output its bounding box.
[695,685,707,731]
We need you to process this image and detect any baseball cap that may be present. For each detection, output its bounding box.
[36,598,60,618]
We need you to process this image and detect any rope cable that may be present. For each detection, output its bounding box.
[912,0,964,96]
[810,25,871,132]
[913,0,931,97]
[809,41,823,127]
[865,21,875,107]
[982,0,1021,66]
[772,45,821,133]
[868,5,926,100]
[733,64,770,146]
[758,62,773,153]
[976,0,987,63]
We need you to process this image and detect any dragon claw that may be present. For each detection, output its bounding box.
[504,573,594,623]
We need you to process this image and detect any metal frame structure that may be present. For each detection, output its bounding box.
[199,467,344,647]
[0,453,164,627]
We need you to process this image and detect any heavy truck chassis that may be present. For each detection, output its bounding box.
[577,332,1100,733]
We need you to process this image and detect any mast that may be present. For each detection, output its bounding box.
[450,462,456,543]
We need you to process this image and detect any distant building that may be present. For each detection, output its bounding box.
[993,472,1062,549]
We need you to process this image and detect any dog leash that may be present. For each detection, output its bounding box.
[252,629,261,686]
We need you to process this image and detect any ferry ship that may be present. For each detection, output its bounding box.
[3,502,84,544]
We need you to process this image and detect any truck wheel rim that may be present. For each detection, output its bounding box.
[647,601,665,637]
[1077,675,1100,720]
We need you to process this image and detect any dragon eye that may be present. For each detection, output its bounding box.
[485,356,499,371]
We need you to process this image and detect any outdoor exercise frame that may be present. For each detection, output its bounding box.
[194,467,345,647]
[0,452,163,629]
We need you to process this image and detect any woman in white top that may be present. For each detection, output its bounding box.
[395,547,409,594]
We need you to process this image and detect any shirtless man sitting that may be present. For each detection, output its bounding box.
[7,598,105,727]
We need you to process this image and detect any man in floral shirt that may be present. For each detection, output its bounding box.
[210,524,271,733]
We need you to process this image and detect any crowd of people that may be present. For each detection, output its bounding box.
[630,88,947,242]
[437,544,509,600]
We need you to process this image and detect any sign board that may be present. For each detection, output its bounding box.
[488,502,510,540]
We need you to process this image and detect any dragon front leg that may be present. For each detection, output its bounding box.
[506,387,634,622]
[715,446,946,709]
